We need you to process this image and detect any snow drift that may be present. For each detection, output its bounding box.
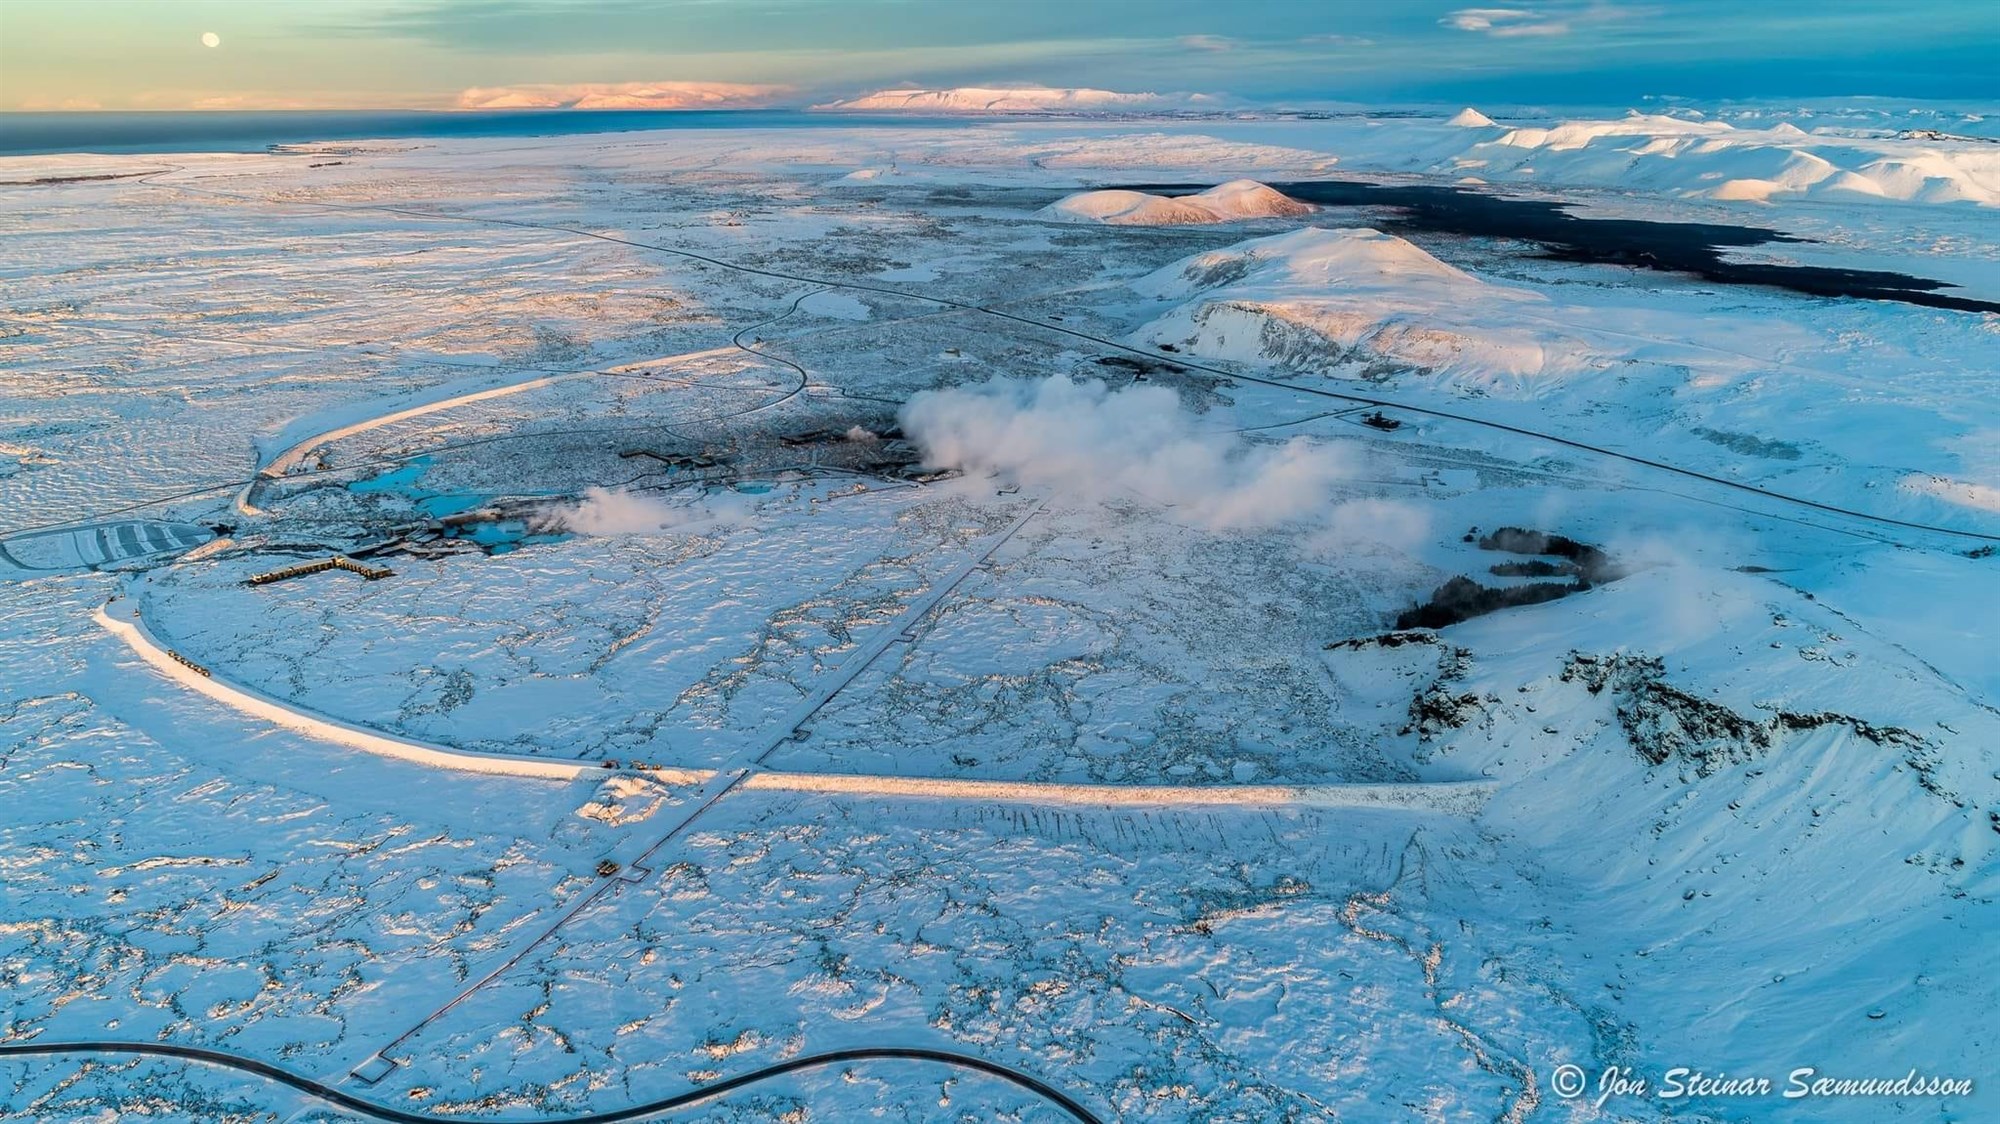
[1040,179,1314,225]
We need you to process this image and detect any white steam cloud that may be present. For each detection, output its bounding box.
[549,487,752,536]
[1309,497,1433,556]
[900,375,1360,531]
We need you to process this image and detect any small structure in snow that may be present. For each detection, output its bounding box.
[246,556,394,586]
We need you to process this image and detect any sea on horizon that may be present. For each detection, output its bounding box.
[0,108,973,157]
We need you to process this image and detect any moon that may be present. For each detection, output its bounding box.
[201,32,220,48]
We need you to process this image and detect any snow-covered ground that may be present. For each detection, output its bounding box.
[1398,109,2000,207]
[1,109,1994,1122]
[815,89,2000,208]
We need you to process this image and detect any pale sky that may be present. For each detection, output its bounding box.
[2,0,1995,112]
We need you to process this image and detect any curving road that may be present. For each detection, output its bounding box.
[96,559,1497,810]
[145,172,1999,546]
[14,158,1985,1124]
[235,288,827,516]
[0,1040,1106,1124]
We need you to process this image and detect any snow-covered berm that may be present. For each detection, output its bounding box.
[816,85,1219,114]
[1040,179,1313,225]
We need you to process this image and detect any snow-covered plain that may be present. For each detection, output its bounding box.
[1,110,1995,1123]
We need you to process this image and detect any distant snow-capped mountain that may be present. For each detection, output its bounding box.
[815,86,1224,115]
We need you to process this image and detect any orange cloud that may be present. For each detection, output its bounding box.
[454,82,791,111]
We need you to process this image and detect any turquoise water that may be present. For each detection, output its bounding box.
[347,457,567,553]
[1,109,969,157]
[347,457,432,495]
[417,494,488,519]
[348,457,482,514]
[447,519,568,555]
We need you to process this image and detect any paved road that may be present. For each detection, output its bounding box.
[23,168,1994,548]
[0,1040,1106,1123]
[150,172,1996,546]
[20,162,1983,1123]
[750,498,1046,762]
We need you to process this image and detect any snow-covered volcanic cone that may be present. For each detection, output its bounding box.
[1040,179,1314,225]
